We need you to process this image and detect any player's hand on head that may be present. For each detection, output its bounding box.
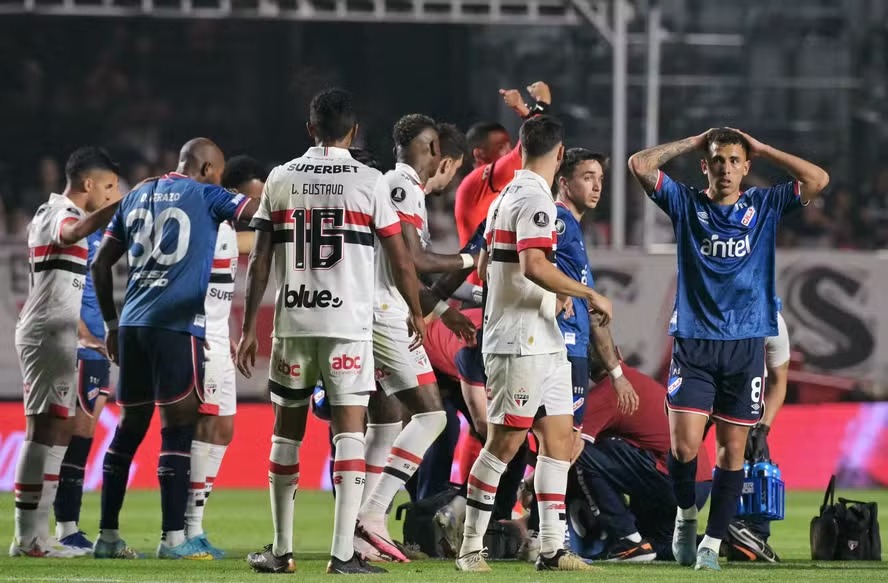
[613,375,639,415]
[694,128,719,150]
[106,330,119,365]
[499,88,530,118]
[725,127,766,157]
[406,313,426,351]
[441,308,477,346]
[236,332,258,378]
[526,81,551,105]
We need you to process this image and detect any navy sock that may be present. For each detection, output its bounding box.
[706,467,744,539]
[55,436,93,524]
[158,425,194,533]
[100,427,145,530]
[667,451,698,510]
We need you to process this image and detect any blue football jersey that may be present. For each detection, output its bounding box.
[78,229,106,360]
[554,202,593,358]
[105,173,248,338]
[650,172,803,340]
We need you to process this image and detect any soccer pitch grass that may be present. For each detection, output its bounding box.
[1,490,887,582]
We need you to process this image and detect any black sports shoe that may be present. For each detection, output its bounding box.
[246,544,296,573]
[726,522,779,563]
[326,552,388,574]
[535,548,597,571]
[606,537,657,562]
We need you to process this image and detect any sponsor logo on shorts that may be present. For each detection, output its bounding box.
[572,397,584,412]
[276,360,301,378]
[87,387,99,401]
[513,388,529,408]
[667,377,682,395]
[284,284,343,309]
[331,355,361,372]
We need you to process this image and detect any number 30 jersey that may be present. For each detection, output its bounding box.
[105,172,250,338]
[250,146,401,341]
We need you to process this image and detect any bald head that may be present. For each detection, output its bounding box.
[177,137,225,185]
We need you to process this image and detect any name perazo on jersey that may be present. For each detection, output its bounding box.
[375,163,428,319]
[105,173,249,338]
[16,193,87,346]
[204,221,238,340]
[250,146,401,341]
[482,169,563,356]
[649,171,804,340]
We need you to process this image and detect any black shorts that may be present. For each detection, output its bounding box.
[117,326,205,407]
[569,356,589,429]
[666,337,765,426]
[77,358,110,416]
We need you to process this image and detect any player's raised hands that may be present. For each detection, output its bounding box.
[612,375,640,415]
[499,88,531,118]
[236,331,258,378]
[693,128,719,150]
[725,128,767,157]
[406,313,426,352]
[526,81,551,105]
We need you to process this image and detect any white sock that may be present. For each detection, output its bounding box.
[625,532,642,543]
[163,529,185,547]
[678,506,698,521]
[185,440,211,539]
[14,441,49,542]
[535,455,570,559]
[460,448,506,556]
[331,432,366,562]
[269,435,301,556]
[99,529,121,543]
[361,411,446,519]
[36,445,66,540]
[699,534,721,554]
[56,521,79,540]
[362,422,401,504]
[204,443,227,501]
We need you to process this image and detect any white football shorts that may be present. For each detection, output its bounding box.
[372,315,436,395]
[483,351,573,428]
[201,335,237,416]
[17,339,78,419]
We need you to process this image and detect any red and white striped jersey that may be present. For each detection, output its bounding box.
[482,170,562,355]
[250,146,401,341]
[374,163,428,319]
[15,193,88,346]
[204,221,238,340]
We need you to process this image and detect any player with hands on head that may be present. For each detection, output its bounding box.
[628,127,828,571]
[237,88,423,575]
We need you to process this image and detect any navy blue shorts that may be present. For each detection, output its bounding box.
[666,337,765,426]
[77,358,110,416]
[569,356,589,429]
[117,326,205,407]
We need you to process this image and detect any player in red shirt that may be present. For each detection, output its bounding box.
[465,122,512,169]
[565,362,713,562]
[453,82,552,250]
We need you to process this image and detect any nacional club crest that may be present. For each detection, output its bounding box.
[513,388,529,407]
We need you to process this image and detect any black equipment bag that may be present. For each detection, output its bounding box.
[396,487,459,558]
[810,475,881,561]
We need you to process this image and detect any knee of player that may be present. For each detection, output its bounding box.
[671,442,700,463]
[411,410,448,436]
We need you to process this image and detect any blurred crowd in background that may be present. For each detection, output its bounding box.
[3,0,888,250]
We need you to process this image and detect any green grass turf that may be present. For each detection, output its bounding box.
[1,489,887,582]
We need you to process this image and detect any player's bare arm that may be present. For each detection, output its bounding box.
[728,128,829,202]
[627,130,712,192]
[378,229,426,349]
[476,248,489,282]
[78,318,109,359]
[91,236,127,363]
[236,229,273,378]
[590,314,639,415]
[519,246,612,326]
[500,81,551,118]
[233,198,261,224]
[401,221,475,273]
[59,199,121,246]
[418,287,476,345]
[429,266,475,302]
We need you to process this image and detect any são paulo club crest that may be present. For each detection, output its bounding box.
[513,387,529,407]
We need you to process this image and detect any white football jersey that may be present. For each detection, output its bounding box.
[482,170,563,356]
[15,193,88,346]
[251,146,401,341]
[205,221,238,340]
[374,163,428,319]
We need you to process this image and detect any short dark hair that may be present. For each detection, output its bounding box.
[309,89,357,142]
[222,155,266,190]
[555,148,608,191]
[436,123,468,161]
[349,147,381,170]
[519,115,564,159]
[705,128,750,157]
[65,146,120,189]
[393,114,437,150]
[466,122,508,152]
